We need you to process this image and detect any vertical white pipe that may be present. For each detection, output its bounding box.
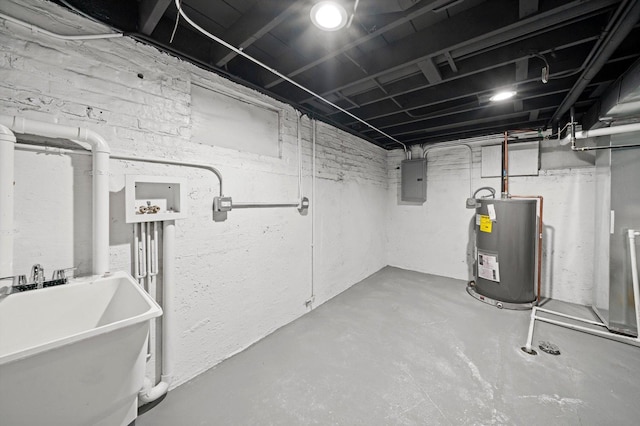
[628,230,640,340]
[146,222,152,289]
[162,220,174,383]
[297,111,303,205]
[140,223,147,279]
[93,151,110,275]
[139,221,172,404]
[0,126,16,277]
[311,119,316,303]
[134,223,141,282]
[524,307,537,352]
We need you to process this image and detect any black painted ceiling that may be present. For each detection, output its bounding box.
[56,0,640,149]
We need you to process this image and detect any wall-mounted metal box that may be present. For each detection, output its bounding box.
[401,159,427,203]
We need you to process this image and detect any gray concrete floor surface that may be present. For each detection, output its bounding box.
[137,267,640,425]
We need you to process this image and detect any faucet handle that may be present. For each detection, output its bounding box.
[52,267,76,281]
[0,275,29,294]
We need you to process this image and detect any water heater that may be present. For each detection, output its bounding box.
[468,198,537,309]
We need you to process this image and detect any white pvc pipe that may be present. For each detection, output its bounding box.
[628,230,640,338]
[536,306,605,327]
[0,115,111,276]
[523,307,537,352]
[139,221,173,404]
[0,125,16,278]
[561,122,640,145]
[311,119,316,305]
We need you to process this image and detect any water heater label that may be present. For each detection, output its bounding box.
[479,215,493,233]
[478,252,500,282]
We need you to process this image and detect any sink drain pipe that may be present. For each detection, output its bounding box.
[0,115,111,276]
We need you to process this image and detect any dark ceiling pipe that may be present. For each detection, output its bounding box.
[549,0,640,125]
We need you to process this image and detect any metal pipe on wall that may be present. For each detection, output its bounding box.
[229,111,305,210]
[502,131,509,197]
[422,143,473,197]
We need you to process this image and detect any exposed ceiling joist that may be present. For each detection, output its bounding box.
[417,59,443,84]
[212,0,301,67]
[519,0,539,18]
[294,0,618,106]
[138,0,172,35]
[331,21,603,114]
[263,0,467,89]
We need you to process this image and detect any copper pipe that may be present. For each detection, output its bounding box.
[510,195,544,304]
[502,131,509,196]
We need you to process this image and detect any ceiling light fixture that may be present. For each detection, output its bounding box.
[490,91,517,102]
[311,1,348,31]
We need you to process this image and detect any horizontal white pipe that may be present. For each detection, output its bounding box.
[534,316,640,347]
[0,12,122,40]
[536,307,605,327]
[561,123,640,145]
[0,116,110,276]
[0,126,16,278]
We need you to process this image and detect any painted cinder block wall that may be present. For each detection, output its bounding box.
[1,0,387,387]
[386,141,596,305]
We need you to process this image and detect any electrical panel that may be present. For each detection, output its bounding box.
[401,159,427,203]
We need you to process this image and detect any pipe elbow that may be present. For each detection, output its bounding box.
[138,377,171,404]
[0,124,16,142]
[78,128,111,153]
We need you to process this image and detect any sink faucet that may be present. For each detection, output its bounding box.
[31,264,45,288]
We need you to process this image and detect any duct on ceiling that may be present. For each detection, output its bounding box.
[584,57,640,129]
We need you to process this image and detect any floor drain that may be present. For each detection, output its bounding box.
[538,341,561,355]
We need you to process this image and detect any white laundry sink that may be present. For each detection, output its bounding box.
[0,271,162,426]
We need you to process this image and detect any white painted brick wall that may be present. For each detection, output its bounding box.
[387,141,597,305]
[1,0,387,388]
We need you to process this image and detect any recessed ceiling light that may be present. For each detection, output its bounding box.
[310,1,348,31]
[490,91,517,102]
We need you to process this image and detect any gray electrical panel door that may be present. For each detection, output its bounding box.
[401,159,427,203]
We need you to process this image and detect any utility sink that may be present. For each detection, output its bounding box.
[0,271,162,426]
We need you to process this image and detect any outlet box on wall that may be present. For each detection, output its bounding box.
[125,175,188,223]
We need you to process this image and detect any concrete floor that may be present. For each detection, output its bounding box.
[137,267,640,425]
